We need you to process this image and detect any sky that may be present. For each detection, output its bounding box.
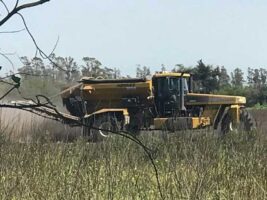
[1,0,267,77]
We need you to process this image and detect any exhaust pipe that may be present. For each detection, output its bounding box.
[189,75,193,93]
[179,73,186,111]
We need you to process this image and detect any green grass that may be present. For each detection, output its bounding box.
[0,130,266,200]
[252,103,267,110]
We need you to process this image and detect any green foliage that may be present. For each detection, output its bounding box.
[11,75,21,84]
[171,60,231,94]
[171,61,267,106]
[192,60,221,93]
[11,75,21,88]
[219,66,231,88]
[172,64,193,73]
[253,103,267,110]
[231,68,244,87]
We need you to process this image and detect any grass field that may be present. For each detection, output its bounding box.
[0,108,266,199]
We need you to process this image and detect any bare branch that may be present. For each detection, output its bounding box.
[0,51,14,69]
[17,13,67,72]
[0,0,50,27]
[0,79,16,86]
[0,85,17,100]
[0,28,25,33]
[0,0,9,13]
[48,36,60,57]
[0,72,48,80]
[0,50,16,55]
[14,0,19,10]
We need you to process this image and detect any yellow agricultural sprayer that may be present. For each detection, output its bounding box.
[1,71,255,141]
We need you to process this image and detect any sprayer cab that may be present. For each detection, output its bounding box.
[152,72,192,117]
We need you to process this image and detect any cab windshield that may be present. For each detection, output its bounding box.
[168,77,188,94]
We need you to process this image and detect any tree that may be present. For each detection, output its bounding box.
[50,55,65,81]
[50,55,80,82]
[218,66,230,87]
[247,67,254,85]
[161,64,166,72]
[63,57,80,82]
[193,60,220,93]
[101,67,112,79]
[260,68,267,85]
[81,57,119,79]
[112,68,121,79]
[172,64,193,73]
[247,68,267,87]
[18,56,34,75]
[136,65,151,78]
[31,57,45,76]
[247,67,267,105]
[81,57,102,78]
[231,68,244,87]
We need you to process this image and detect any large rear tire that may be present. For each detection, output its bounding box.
[239,108,256,132]
[217,108,256,135]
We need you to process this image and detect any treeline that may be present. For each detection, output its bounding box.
[182,60,267,106]
[18,54,123,83]
[3,55,267,106]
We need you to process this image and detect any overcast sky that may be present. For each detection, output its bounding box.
[1,0,267,76]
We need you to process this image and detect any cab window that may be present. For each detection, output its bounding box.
[169,77,189,94]
[169,78,179,90]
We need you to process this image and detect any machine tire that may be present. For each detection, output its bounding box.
[217,108,256,135]
[90,114,120,142]
[239,108,256,132]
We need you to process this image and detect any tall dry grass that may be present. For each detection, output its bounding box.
[0,108,266,199]
[250,109,267,133]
